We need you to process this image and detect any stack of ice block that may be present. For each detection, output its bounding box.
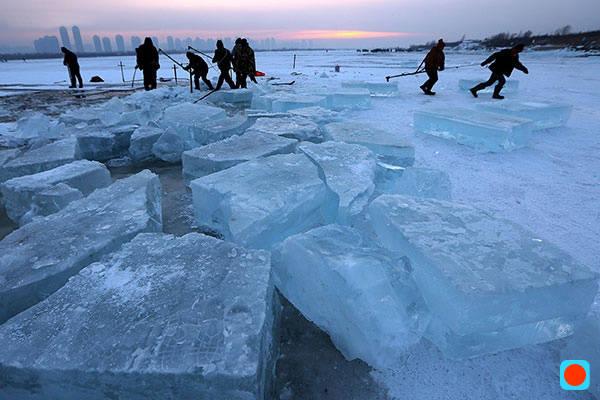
[341,81,399,96]
[190,153,337,249]
[272,224,429,369]
[0,160,112,225]
[413,107,535,152]
[246,116,322,142]
[458,79,519,93]
[299,141,376,223]
[0,232,279,400]
[477,101,572,130]
[324,121,414,166]
[368,195,598,359]
[182,131,297,182]
[0,170,162,324]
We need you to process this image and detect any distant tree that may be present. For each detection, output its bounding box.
[554,25,572,36]
[523,30,533,38]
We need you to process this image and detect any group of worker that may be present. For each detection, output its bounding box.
[420,39,528,99]
[61,36,528,100]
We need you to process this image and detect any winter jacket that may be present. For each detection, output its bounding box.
[424,47,445,71]
[482,49,527,77]
[213,48,233,71]
[136,41,160,71]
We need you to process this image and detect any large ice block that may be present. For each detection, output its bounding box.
[288,106,341,125]
[151,128,186,163]
[299,141,376,223]
[191,114,253,146]
[209,88,254,104]
[0,148,21,168]
[246,116,322,142]
[477,101,572,130]
[326,89,372,110]
[0,138,80,183]
[341,81,399,96]
[0,170,162,324]
[368,195,598,359]
[76,131,121,161]
[271,95,328,113]
[159,102,226,136]
[24,183,84,223]
[392,167,452,200]
[1,160,112,224]
[272,224,428,369]
[14,112,64,139]
[182,131,297,182]
[129,126,163,162]
[413,107,535,152]
[324,121,414,166]
[459,78,519,93]
[0,232,279,400]
[191,153,337,249]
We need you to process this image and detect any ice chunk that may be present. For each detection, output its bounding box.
[247,116,322,142]
[271,95,328,113]
[413,107,535,152]
[23,183,83,223]
[0,232,278,400]
[272,225,428,369]
[299,141,376,223]
[562,311,600,399]
[0,170,162,324]
[392,167,452,200]
[160,102,226,135]
[76,131,122,161]
[152,128,186,163]
[191,153,337,249]
[0,148,21,168]
[183,131,297,182]
[14,112,64,139]
[368,195,598,359]
[1,160,112,224]
[477,101,572,130]
[209,88,254,104]
[341,81,399,96]
[191,114,253,146]
[374,162,405,195]
[251,92,290,111]
[0,138,80,183]
[289,106,341,125]
[324,121,415,166]
[129,126,163,162]
[459,78,519,93]
[326,89,372,110]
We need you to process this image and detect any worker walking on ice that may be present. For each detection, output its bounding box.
[61,47,83,89]
[212,40,236,90]
[419,39,445,95]
[184,51,214,91]
[470,44,528,99]
[136,37,160,91]
[235,39,256,89]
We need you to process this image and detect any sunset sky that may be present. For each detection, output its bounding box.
[1,0,599,48]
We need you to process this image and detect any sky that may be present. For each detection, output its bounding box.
[1,0,599,49]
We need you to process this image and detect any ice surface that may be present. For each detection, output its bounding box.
[23,183,84,224]
[191,153,337,249]
[272,224,428,369]
[459,78,519,93]
[562,311,600,399]
[250,92,291,111]
[413,107,535,152]
[159,102,226,136]
[0,232,279,400]
[247,116,322,142]
[209,88,254,104]
[341,81,399,96]
[0,148,21,168]
[326,89,372,110]
[288,106,341,125]
[299,141,376,223]
[0,138,80,183]
[1,160,112,224]
[368,195,598,358]
[271,95,328,113]
[323,121,415,166]
[391,167,452,200]
[0,170,162,324]
[182,131,297,182]
[129,126,163,162]
[76,131,121,161]
[477,101,573,130]
[152,128,186,163]
[14,112,64,139]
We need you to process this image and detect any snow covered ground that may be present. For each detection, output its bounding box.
[0,49,599,399]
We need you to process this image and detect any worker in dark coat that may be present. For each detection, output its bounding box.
[184,52,214,90]
[232,38,243,88]
[61,47,83,88]
[420,39,445,95]
[470,44,528,99]
[235,39,257,89]
[212,40,236,90]
[136,37,160,91]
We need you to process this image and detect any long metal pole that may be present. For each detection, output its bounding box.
[187,45,218,72]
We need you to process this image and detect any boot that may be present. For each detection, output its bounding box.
[469,88,478,98]
[424,90,436,96]
[419,84,428,94]
[492,87,504,100]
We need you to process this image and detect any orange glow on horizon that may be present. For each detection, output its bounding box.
[284,30,415,40]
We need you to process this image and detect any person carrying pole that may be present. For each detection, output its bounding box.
[136,37,160,91]
[184,51,214,90]
[61,47,83,88]
[232,38,243,87]
[236,39,257,89]
[470,44,528,100]
[212,40,236,90]
[419,39,445,95]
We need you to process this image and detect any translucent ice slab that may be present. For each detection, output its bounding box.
[209,88,254,104]
[159,102,226,137]
[392,167,452,200]
[477,101,572,130]
[326,89,372,110]
[0,232,278,400]
[413,107,535,152]
[129,126,163,162]
[341,81,399,96]
[368,195,598,359]
[288,106,341,125]
[271,95,328,113]
[191,153,337,249]
[246,116,322,142]
[272,224,428,369]
[0,170,162,324]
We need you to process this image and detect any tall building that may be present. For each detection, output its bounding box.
[72,26,84,53]
[102,37,113,53]
[33,36,60,54]
[59,26,72,49]
[131,36,142,50]
[174,38,183,51]
[115,34,125,52]
[92,35,103,53]
[167,36,175,51]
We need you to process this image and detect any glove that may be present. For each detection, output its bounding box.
[480,62,486,67]
[523,68,529,74]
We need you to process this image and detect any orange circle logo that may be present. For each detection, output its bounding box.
[564,364,587,387]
